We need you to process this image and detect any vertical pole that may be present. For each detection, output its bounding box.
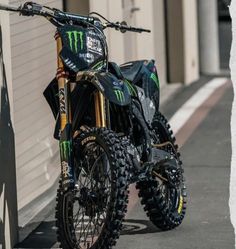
[165,0,184,83]
[198,0,220,74]
[152,0,167,86]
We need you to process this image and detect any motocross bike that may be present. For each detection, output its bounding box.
[0,2,187,249]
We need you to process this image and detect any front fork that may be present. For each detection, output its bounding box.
[56,34,107,191]
[56,33,74,191]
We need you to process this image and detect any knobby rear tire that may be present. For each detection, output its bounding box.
[136,112,187,230]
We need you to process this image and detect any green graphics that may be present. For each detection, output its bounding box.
[125,80,137,97]
[60,141,73,179]
[114,89,125,102]
[92,61,104,70]
[66,31,83,53]
[150,73,159,88]
[60,141,71,161]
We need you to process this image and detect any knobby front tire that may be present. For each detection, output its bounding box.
[55,128,129,249]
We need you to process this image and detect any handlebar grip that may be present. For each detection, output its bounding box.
[132,27,151,33]
[0,3,19,12]
[109,23,151,33]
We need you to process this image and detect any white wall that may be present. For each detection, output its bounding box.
[90,0,167,85]
[9,0,62,225]
[0,0,13,117]
[89,0,125,64]
[152,0,167,87]
[135,0,155,60]
[135,0,166,86]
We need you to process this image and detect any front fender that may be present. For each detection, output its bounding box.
[76,71,131,106]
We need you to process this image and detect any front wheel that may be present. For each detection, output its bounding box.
[136,112,187,230]
[55,128,129,249]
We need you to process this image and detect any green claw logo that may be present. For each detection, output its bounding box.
[150,73,159,88]
[125,80,137,97]
[60,141,73,178]
[66,31,83,53]
[60,141,71,160]
[114,90,125,102]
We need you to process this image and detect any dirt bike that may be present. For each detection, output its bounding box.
[0,2,187,248]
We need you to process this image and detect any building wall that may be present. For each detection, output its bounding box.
[89,0,167,85]
[89,0,125,64]
[9,0,62,225]
[65,0,89,15]
[0,1,18,247]
[152,0,167,86]
[135,0,156,60]
[183,0,199,84]
[165,0,199,84]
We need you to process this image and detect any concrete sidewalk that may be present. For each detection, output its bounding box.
[15,77,235,249]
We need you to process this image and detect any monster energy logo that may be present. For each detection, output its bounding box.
[60,141,71,160]
[114,90,125,102]
[125,80,137,97]
[66,31,83,53]
[150,73,159,88]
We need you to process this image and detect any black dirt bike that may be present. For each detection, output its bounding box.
[0,2,187,249]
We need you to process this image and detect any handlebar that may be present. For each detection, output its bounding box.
[0,1,151,33]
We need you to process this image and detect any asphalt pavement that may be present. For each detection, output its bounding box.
[16,77,235,249]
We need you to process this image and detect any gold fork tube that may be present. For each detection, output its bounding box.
[94,91,106,127]
[56,34,69,130]
[56,35,63,68]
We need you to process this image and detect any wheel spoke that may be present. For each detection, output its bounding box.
[56,130,128,249]
[71,141,112,247]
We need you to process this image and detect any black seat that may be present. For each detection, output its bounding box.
[119,61,145,83]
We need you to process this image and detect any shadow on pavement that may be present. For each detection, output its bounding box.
[16,218,163,248]
[15,221,57,248]
[121,219,162,235]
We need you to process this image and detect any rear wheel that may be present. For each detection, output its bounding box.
[136,112,187,230]
[56,128,129,249]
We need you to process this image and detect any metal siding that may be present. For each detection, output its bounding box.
[9,0,62,213]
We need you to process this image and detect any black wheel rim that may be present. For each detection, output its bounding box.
[153,121,184,215]
[69,141,112,248]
